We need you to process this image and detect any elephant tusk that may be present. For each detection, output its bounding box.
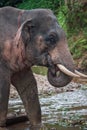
[57,64,80,78]
[75,70,87,78]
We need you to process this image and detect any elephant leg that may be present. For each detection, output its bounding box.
[0,65,10,127]
[11,68,41,127]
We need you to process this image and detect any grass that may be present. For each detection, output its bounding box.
[32,66,47,75]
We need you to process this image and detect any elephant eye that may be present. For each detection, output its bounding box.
[45,34,57,46]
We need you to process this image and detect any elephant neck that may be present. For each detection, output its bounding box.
[11,37,26,71]
[2,36,31,72]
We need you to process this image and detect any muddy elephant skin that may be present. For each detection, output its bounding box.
[0,6,75,128]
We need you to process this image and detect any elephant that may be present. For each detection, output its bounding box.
[0,6,86,129]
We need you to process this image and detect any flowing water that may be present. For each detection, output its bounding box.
[8,89,87,130]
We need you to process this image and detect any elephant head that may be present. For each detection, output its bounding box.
[15,9,87,87]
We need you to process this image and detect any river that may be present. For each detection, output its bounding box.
[8,89,87,130]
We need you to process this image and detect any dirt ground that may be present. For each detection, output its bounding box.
[9,73,82,99]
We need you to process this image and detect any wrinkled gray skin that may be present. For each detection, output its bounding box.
[0,7,75,129]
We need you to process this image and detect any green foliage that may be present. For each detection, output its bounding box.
[17,0,64,13]
[57,6,67,32]
[32,66,47,75]
[66,2,87,36]
[66,2,87,62]
[69,34,87,59]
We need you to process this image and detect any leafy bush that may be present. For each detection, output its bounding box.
[17,0,64,14]
[66,2,87,36]
[57,6,67,32]
[69,34,87,59]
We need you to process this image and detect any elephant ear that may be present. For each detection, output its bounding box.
[12,19,33,68]
[14,18,33,47]
[21,18,33,46]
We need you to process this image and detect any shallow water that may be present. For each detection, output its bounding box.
[8,122,82,130]
[8,89,87,130]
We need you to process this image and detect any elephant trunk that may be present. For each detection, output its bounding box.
[47,38,77,87]
[47,68,72,87]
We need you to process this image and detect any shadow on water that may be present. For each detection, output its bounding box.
[8,89,87,130]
